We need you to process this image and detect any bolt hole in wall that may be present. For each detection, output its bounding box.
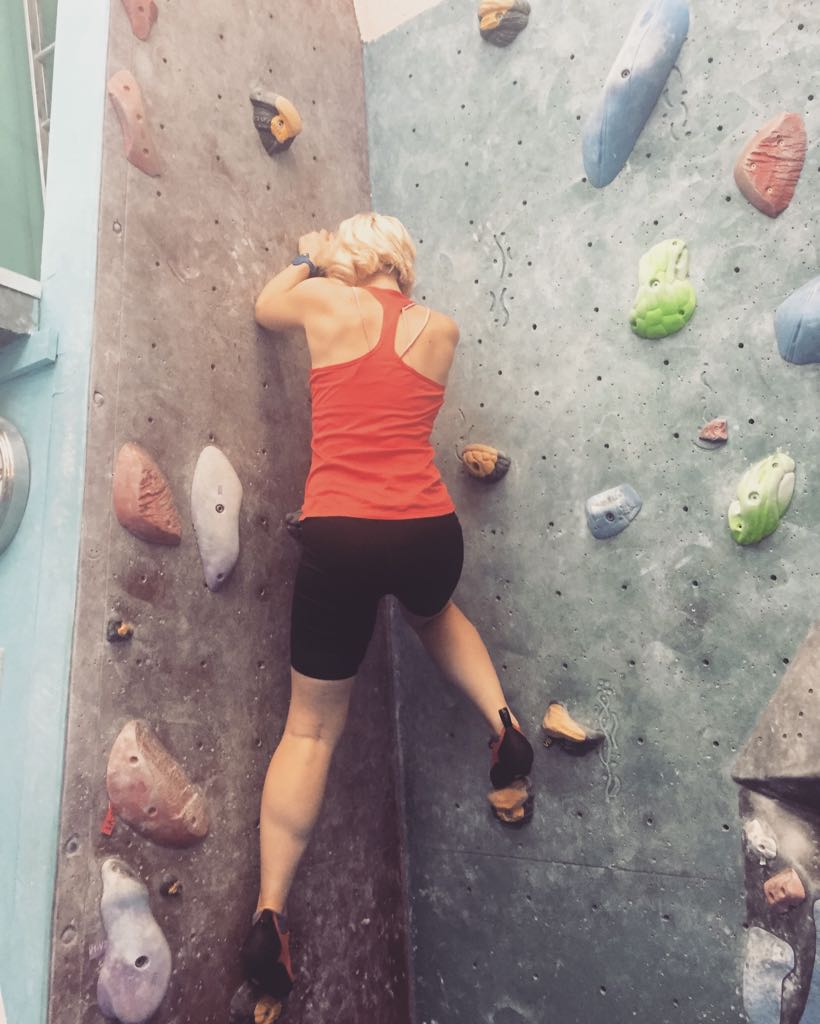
[364,0,820,1023]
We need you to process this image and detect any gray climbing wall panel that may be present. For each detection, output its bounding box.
[49,2,411,1022]
[365,1,820,1021]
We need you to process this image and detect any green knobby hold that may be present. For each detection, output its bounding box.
[728,452,795,546]
[629,239,696,339]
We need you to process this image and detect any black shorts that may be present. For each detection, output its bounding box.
[290,513,464,680]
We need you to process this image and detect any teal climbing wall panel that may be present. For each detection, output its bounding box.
[365,1,820,1021]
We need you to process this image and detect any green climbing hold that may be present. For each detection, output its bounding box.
[728,452,795,546]
[629,239,696,339]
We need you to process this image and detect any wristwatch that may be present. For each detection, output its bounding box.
[291,254,320,277]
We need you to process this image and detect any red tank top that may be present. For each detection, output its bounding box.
[300,286,455,520]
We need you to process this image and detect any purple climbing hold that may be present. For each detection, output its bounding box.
[97,858,172,1024]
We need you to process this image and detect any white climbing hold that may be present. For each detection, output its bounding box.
[742,927,793,1024]
[97,858,172,1024]
[191,445,243,591]
[743,818,777,865]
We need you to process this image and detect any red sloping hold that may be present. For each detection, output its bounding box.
[106,720,210,847]
[107,70,162,176]
[699,417,728,442]
[121,0,158,40]
[113,442,181,545]
[734,112,807,217]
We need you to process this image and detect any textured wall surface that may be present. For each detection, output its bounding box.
[49,2,411,1022]
[366,1,820,1021]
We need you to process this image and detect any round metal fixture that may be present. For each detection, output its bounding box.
[0,417,30,555]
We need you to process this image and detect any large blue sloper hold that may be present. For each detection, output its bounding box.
[582,0,690,188]
[774,275,820,365]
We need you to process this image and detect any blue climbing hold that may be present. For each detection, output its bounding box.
[585,484,642,539]
[774,275,820,365]
[742,926,794,1024]
[582,0,690,188]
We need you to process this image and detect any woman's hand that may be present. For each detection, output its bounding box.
[298,229,335,268]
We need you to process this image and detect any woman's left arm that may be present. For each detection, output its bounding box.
[254,230,335,330]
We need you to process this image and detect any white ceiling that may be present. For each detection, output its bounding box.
[353,0,446,41]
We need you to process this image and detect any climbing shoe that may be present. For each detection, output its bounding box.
[542,701,605,754]
[488,707,534,789]
[240,909,294,1000]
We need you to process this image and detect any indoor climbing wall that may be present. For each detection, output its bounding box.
[365,1,820,1022]
[48,2,411,1023]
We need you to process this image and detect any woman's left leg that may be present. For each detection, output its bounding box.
[256,668,354,914]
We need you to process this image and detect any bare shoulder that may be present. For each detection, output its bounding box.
[295,276,350,311]
[429,309,460,344]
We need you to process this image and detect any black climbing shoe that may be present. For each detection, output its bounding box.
[240,909,294,1000]
[488,708,534,789]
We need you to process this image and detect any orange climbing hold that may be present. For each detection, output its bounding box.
[461,443,511,482]
[107,70,162,176]
[113,442,181,545]
[120,0,158,40]
[542,701,605,753]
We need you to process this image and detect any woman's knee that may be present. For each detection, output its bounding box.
[285,670,354,746]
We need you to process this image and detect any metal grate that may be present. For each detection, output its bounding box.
[21,0,53,191]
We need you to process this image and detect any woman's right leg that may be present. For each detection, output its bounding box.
[403,599,518,736]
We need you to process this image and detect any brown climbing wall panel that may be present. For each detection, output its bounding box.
[49,3,410,1023]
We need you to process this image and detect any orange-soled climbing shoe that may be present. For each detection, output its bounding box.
[542,701,605,754]
[487,777,534,827]
[488,707,534,789]
[240,909,294,1000]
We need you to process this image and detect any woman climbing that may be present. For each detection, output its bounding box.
[241,212,534,1006]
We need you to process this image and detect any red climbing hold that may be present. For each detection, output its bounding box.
[120,0,158,40]
[100,802,117,836]
[734,113,807,218]
[113,442,181,546]
[698,418,728,443]
[107,70,162,177]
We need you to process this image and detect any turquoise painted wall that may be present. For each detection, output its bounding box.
[0,0,108,1019]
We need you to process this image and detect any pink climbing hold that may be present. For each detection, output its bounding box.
[107,70,162,177]
[699,418,728,442]
[106,720,210,847]
[120,0,158,40]
[764,868,806,913]
[734,112,807,218]
[113,442,181,546]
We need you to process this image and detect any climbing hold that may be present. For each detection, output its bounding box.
[733,621,820,811]
[487,777,533,826]
[106,719,210,847]
[229,982,285,1024]
[191,445,243,591]
[799,902,820,1019]
[460,443,511,482]
[542,702,605,753]
[775,275,820,365]
[477,0,530,46]
[764,868,806,914]
[742,926,794,1024]
[734,112,807,218]
[106,619,134,643]
[582,0,689,188]
[0,416,31,557]
[113,442,181,546]
[96,858,172,1024]
[727,452,794,546]
[284,509,303,541]
[107,70,161,177]
[698,418,728,443]
[742,819,777,864]
[250,94,302,155]
[159,878,183,899]
[629,239,696,339]
[120,0,158,40]
[585,484,642,539]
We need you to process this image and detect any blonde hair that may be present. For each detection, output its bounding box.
[324,212,416,294]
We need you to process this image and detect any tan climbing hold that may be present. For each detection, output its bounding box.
[764,868,806,914]
[478,1,531,46]
[461,443,511,482]
[120,0,158,40]
[113,442,181,545]
[250,94,303,155]
[107,719,210,847]
[270,95,302,144]
[107,70,162,176]
[254,996,285,1023]
[487,777,532,824]
[542,701,605,752]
